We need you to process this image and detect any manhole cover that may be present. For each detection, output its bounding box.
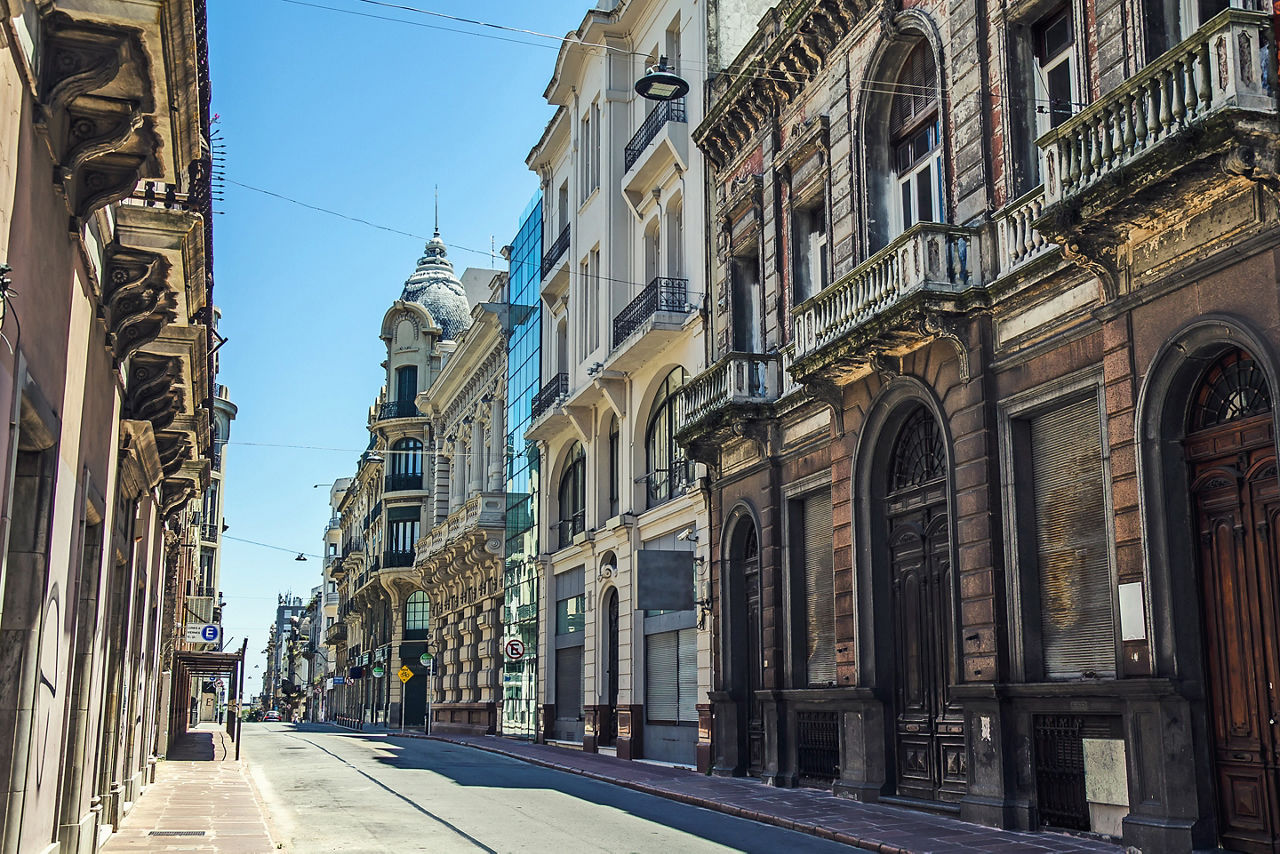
[148,831,207,837]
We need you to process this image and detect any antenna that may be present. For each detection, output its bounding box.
[434,185,439,236]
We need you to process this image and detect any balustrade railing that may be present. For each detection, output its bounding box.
[542,224,570,279]
[612,277,689,348]
[531,372,569,420]
[201,524,219,542]
[675,352,780,436]
[644,460,695,509]
[556,511,586,551]
[995,186,1055,275]
[624,98,687,171]
[792,223,979,364]
[384,472,423,492]
[382,550,415,569]
[377,400,422,420]
[1038,8,1274,207]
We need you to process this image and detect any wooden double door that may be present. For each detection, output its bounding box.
[884,407,966,804]
[1190,411,1280,852]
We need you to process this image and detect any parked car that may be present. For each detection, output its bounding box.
[263,710,282,722]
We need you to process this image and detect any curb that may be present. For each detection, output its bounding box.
[414,734,895,854]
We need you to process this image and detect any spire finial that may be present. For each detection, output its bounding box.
[434,185,439,237]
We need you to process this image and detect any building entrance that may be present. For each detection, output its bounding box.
[1185,348,1280,853]
[884,407,965,804]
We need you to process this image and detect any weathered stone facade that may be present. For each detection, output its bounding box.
[681,0,1280,849]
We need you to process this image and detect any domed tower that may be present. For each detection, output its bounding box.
[400,229,471,341]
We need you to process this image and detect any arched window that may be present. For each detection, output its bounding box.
[387,437,423,491]
[645,368,690,508]
[557,442,586,549]
[405,591,430,640]
[889,42,943,235]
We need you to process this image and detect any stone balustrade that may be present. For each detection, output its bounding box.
[996,186,1056,275]
[791,223,980,365]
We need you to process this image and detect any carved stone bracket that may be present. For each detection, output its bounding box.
[805,376,846,435]
[159,476,196,520]
[916,312,972,384]
[104,245,176,363]
[124,352,183,432]
[38,13,161,223]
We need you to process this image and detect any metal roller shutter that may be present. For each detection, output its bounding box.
[646,630,679,722]
[1030,396,1115,678]
[555,646,583,719]
[677,627,698,723]
[804,492,836,685]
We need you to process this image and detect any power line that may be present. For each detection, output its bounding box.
[223,533,324,559]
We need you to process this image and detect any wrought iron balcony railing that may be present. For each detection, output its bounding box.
[531,373,569,420]
[1037,7,1274,210]
[201,524,219,543]
[541,223,570,280]
[624,98,687,172]
[675,353,781,437]
[384,472,423,492]
[644,460,694,509]
[612,277,690,349]
[378,400,422,420]
[556,510,586,551]
[791,223,979,367]
[383,550,415,569]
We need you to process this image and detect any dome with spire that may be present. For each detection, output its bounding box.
[401,229,471,340]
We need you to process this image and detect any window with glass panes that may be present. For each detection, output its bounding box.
[1034,6,1077,134]
[891,43,943,233]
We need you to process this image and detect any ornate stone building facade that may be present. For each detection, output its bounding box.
[678,0,1280,850]
[524,0,713,766]
[415,271,508,735]
[0,0,220,850]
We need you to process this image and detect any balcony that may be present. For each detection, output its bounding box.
[643,460,695,510]
[417,493,506,578]
[1037,8,1275,237]
[541,224,570,280]
[201,524,219,543]
[790,223,980,380]
[625,99,687,172]
[531,373,569,421]
[324,591,340,608]
[610,277,693,359]
[326,621,347,644]
[377,400,423,421]
[384,472,423,493]
[556,510,586,551]
[382,550,415,569]
[675,353,782,450]
[995,186,1058,278]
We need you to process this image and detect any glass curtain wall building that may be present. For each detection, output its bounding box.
[502,195,543,738]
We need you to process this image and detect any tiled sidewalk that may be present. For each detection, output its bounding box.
[102,724,275,853]
[420,732,1121,854]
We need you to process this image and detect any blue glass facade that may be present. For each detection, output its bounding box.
[502,194,542,738]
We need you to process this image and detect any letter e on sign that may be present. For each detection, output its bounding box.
[504,638,525,660]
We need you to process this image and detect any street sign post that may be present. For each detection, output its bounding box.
[184,623,220,644]
[397,665,413,732]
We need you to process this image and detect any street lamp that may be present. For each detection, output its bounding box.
[634,56,689,101]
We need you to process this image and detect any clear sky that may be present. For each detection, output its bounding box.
[208,0,590,691]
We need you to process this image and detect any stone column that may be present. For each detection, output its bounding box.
[468,419,484,495]
[487,395,505,492]
[450,437,465,513]
[433,440,450,525]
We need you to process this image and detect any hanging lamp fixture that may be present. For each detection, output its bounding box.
[635,55,689,102]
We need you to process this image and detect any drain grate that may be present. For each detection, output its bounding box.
[148,830,207,837]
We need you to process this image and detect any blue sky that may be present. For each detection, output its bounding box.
[208,0,588,687]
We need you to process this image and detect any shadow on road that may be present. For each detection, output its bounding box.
[282,723,851,853]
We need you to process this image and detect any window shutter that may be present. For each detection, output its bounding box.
[1030,396,1115,678]
[802,492,837,685]
[677,627,698,723]
[646,630,679,722]
[555,646,583,718]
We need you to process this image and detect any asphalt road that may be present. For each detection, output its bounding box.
[243,723,855,854]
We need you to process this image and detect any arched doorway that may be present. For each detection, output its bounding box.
[724,514,763,775]
[1183,347,1279,853]
[600,585,619,747]
[881,405,964,804]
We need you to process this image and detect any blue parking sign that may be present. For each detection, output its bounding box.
[201,624,219,642]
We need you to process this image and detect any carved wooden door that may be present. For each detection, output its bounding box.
[1187,348,1280,853]
[887,407,966,804]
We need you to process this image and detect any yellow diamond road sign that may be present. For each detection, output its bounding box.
[397,665,413,683]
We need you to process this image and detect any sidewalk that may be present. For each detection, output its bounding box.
[420,732,1122,854]
[102,724,275,853]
